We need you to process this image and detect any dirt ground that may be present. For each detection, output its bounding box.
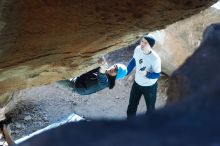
[5,43,169,140]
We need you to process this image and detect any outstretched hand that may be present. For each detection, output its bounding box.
[97,57,106,66]
[98,57,108,74]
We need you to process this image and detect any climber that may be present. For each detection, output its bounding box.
[57,57,127,95]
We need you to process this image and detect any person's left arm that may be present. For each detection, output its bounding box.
[145,58,161,79]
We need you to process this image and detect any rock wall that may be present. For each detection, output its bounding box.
[149,6,220,75]
[167,23,220,102]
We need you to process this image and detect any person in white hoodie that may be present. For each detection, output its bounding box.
[126,35,161,118]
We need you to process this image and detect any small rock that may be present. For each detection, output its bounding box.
[43,116,48,121]
[15,123,23,129]
[24,115,32,121]
[13,130,20,134]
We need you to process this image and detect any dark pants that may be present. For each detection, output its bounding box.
[127,81,158,118]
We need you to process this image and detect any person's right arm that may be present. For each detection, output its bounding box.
[98,57,108,74]
[126,58,136,75]
[97,57,108,86]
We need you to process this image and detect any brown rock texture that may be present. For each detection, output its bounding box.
[0,0,218,105]
[149,6,220,75]
[167,22,220,102]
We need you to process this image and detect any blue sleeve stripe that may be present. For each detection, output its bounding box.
[146,72,160,79]
[127,58,136,75]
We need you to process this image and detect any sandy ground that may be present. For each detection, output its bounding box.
[4,43,169,140]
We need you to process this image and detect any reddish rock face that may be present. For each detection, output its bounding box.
[167,22,220,103]
[150,6,220,75]
[0,0,218,105]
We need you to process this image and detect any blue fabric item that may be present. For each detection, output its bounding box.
[116,64,128,80]
[145,72,160,79]
[140,66,146,71]
[143,35,155,48]
[126,58,136,75]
